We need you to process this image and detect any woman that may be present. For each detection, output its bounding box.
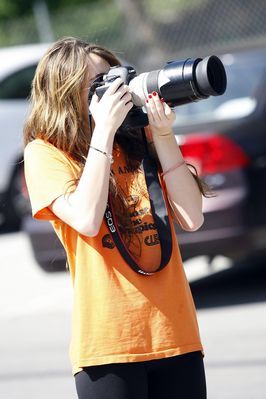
[24,37,209,398]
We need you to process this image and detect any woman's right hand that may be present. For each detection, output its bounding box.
[89,78,133,136]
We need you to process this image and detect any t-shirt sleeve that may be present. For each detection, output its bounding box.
[24,141,76,221]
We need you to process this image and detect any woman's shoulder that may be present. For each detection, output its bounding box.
[24,138,70,163]
[25,138,57,152]
[24,138,81,177]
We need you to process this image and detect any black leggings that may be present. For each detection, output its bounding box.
[74,351,207,399]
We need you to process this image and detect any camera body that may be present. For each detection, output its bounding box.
[90,55,227,130]
[92,65,149,129]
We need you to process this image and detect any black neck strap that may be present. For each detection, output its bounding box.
[104,128,173,276]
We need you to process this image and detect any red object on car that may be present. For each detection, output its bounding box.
[180,133,250,176]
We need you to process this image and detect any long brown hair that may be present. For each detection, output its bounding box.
[23,37,144,255]
[24,37,213,258]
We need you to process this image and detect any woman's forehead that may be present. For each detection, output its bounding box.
[87,53,110,76]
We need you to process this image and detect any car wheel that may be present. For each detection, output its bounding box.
[5,165,30,230]
[37,259,68,273]
[0,169,23,232]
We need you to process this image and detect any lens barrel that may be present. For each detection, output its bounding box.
[146,55,227,107]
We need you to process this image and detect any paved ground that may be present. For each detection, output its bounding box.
[0,232,266,398]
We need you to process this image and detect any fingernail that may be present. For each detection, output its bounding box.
[148,94,152,99]
[152,91,157,96]
[146,99,149,103]
[161,98,165,102]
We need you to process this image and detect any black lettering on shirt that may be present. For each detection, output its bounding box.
[132,219,142,226]
[144,234,160,246]
[129,207,149,218]
[126,222,157,235]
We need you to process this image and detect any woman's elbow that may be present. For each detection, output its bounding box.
[183,213,204,232]
[75,216,101,237]
[195,213,204,230]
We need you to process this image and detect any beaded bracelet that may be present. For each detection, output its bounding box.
[161,160,186,177]
[89,145,114,164]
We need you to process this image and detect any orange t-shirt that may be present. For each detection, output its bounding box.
[24,138,203,376]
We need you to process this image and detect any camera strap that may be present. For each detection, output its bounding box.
[104,128,173,276]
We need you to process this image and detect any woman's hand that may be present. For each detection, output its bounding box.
[89,78,133,137]
[145,91,176,137]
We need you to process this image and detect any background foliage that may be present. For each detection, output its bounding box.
[1,0,266,71]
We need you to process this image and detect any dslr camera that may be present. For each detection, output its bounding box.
[89,55,227,129]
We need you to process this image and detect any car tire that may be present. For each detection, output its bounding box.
[4,165,29,231]
[37,259,67,273]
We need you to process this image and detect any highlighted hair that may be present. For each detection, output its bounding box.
[24,36,120,163]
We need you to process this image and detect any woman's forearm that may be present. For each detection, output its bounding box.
[72,127,115,233]
[152,131,204,231]
[51,127,115,236]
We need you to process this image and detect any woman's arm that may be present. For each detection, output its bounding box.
[145,92,204,232]
[50,127,114,236]
[49,78,133,236]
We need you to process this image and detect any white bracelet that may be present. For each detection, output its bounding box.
[89,145,114,164]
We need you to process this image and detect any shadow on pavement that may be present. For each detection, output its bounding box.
[191,254,266,309]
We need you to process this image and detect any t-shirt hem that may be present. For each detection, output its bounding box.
[71,343,204,376]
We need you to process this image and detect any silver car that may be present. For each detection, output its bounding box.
[0,43,49,230]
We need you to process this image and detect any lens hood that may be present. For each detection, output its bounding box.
[195,55,227,96]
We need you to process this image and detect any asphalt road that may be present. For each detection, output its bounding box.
[0,232,266,399]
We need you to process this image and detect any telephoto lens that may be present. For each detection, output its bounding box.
[91,55,227,129]
[129,55,227,107]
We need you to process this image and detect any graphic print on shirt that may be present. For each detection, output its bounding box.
[102,157,160,252]
[127,194,159,246]
[102,234,115,249]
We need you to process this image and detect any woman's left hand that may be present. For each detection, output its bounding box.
[145,91,176,137]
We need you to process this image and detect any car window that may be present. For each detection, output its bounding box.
[174,58,266,125]
[0,64,37,100]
